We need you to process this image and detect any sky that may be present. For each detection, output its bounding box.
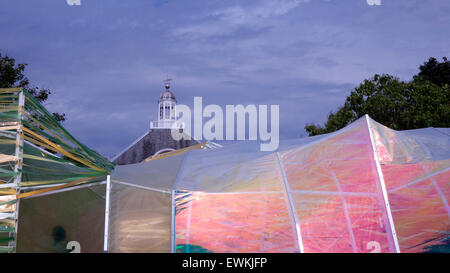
[0,0,449,157]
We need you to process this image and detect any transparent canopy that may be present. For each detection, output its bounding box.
[108,115,450,253]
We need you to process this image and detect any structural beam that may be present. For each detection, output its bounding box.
[365,115,400,253]
[9,89,24,253]
[103,175,111,252]
[276,152,304,253]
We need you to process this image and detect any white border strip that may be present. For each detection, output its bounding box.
[103,175,111,252]
[20,181,106,199]
[11,90,24,252]
[276,152,304,253]
[365,115,400,253]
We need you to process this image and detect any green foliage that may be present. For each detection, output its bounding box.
[0,53,28,87]
[417,57,450,87]
[305,57,450,136]
[0,51,66,122]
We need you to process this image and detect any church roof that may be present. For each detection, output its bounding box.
[111,129,198,165]
[159,90,176,102]
[158,84,177,103]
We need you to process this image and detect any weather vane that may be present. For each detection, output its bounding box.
[164,73,172,89]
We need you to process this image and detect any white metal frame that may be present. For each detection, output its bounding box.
[103,175,111,252]
[365,115,401,253]
[170,189,176,253]
[170,151,189,253]
[276,152,304,253]
[9,90,24,252]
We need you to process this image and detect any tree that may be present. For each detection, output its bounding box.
[417,57,450,87]
[305,58,450,136]
[0,52,66,122]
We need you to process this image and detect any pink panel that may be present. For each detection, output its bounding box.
[293,193,355,253]
[281,118,396,252]
[176,192,297,253]
[384,166,450,252]
[381,161,449,191]
[345,195,392,253]
[435,172,450,203]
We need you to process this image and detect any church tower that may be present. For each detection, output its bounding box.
[150,78,182,129]
[112,78,197,165]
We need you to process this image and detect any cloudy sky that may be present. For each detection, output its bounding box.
[1,0,449,157]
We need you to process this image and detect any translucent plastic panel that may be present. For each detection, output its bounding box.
[382,163,449,252]
[111,153,186,192]
[344,195,394,253]
[175,191,297,253]
[108,182,171,253]
[178,147,283,193]
[16,184,105,253]
[370,120,450,164]
[281,119,372,192]
[104,116,448,253]
[280,118,396,253]
[370,119,449,252]
[381,161,449,192]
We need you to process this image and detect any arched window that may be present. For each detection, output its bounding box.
[165,105,170,118]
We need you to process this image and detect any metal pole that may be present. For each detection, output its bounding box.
[103,175,111,252]
[276,152,304,253]
[365,115,400,253]
[10,90,24,253]
[170,151,189,253]
[170,189,176,253]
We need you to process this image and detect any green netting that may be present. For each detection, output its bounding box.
[0,88,114,189]
[0,88,114,253]
[22,91,114,172]
[20,143,107,186]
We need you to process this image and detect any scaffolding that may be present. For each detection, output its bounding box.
[0,88,113,253]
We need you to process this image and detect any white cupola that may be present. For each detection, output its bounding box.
[150,78,182,129]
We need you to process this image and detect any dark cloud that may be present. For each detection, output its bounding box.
[1,0,448,157]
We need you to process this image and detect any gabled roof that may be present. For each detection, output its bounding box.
[112,129,198,165]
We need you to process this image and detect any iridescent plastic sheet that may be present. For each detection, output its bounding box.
[16,184,106,253]
[107,183,171,253]
[175,150,298,253]
[108,154,185,252]
[369,119,449,252]
[108,116,449,253]
[280,118,396,253]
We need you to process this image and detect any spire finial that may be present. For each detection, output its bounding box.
[164,74,172,90]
